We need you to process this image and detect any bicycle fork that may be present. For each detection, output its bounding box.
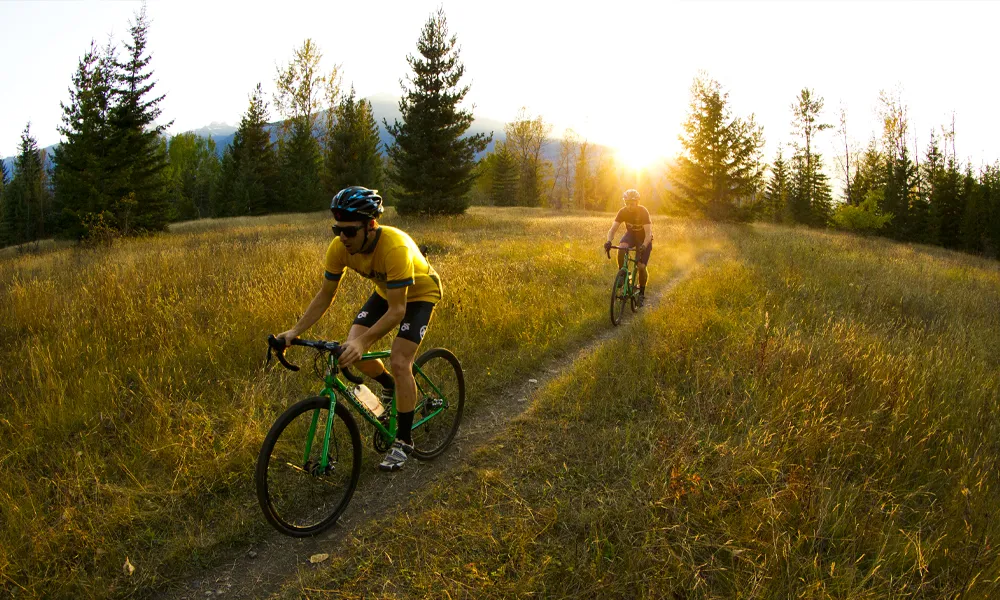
[302,397,338,474]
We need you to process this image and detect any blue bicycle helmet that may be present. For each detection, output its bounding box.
[330,186,384,221]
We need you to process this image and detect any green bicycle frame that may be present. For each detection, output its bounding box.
[301,350,451,471]
[618,246,639,298]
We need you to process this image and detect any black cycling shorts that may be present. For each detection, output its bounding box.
[352,292,435,344]
[620,230,653,265]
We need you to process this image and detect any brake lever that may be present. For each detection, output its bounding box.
[266,335,300,372]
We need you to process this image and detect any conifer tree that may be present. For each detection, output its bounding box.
[0,159,11,246]
[960,166,987,252]
[847,140,886,207]
[668,75,765,220]
[788,88,833,226]
[273,39,335,212]
[0,158,8,201]
[108,3,172,232]
[983,164,1000,256]
[52,41,116,237]
[218,84,279,216]
[279,119,324,212]
[763,151,790,223]
[922,133,963,247]
[877,90,918,240]
[5,124,52,245]
[385,8,492,215]
[489,142,518,206]
[324,87,383,193]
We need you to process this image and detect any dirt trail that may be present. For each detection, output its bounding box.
[153,254,712,600]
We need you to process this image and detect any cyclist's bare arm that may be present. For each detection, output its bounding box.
[606,221,622,244]
[277,277,339,344]
[340,286,407,366]
[642,223,652,247]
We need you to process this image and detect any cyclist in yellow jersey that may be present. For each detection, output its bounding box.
[276,186,442,471]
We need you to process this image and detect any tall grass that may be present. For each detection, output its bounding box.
[285,223,1000,598]
[0,208,692,598]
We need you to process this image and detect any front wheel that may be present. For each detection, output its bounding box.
[410,348,465,460]
[610,269,627,326]
[256,396,362,537]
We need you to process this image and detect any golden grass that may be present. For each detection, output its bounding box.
[284,222,1000,598]
[0,207,689,598]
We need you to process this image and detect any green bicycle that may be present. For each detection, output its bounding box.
[607,244,641,326]
[256,335,465,537]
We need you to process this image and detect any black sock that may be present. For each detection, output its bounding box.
[397,410,414,445]
[640,285,646,294]
[374,371,395,390]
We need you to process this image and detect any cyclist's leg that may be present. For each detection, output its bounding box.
[378,302,434,471]
[390,302,435,440]
[348,293,390,380]
[637,243,652,296]
[616,232,635,269]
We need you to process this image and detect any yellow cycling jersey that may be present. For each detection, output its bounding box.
[324,226,442,304]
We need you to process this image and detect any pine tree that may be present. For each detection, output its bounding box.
[983,164,1000,256]
[876,90,920,241]
[763,151,790,223]
[960,166,987,252]
[51,41,116,238]
[107,4,172,232]
[0,159,11,246]
[5,124,52,245]
[0,158,8,203]
[883,150,919,241]
[385,8,492,215]
[489,142,518,206]
[847,140,886,207]
[272,39,336,213]
[279,118,324,212]
[922,132,963,248]
[787,89,833,226]
[668,75,765,220]
[324,87,383,194]
[218,84,279,216]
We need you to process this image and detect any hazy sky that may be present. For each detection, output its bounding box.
[3,0,999,176]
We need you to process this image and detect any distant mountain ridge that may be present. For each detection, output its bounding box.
[179,94,506,160]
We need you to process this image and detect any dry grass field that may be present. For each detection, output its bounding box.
[281,222,1000,599]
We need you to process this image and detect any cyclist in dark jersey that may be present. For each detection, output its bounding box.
[603,188,652,306]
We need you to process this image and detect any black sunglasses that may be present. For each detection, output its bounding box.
[332,224,365,237]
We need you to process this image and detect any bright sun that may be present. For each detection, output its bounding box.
[613,136,672,171]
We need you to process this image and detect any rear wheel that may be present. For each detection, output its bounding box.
[610,269,627,326]
[410,348,465,460]
[256,396,361,537]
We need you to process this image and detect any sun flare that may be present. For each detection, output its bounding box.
[613,136,671,171]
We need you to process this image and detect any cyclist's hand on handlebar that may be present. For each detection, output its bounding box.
[338,338,367,368]
[603,241,612,252]
[275,330,298,347]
